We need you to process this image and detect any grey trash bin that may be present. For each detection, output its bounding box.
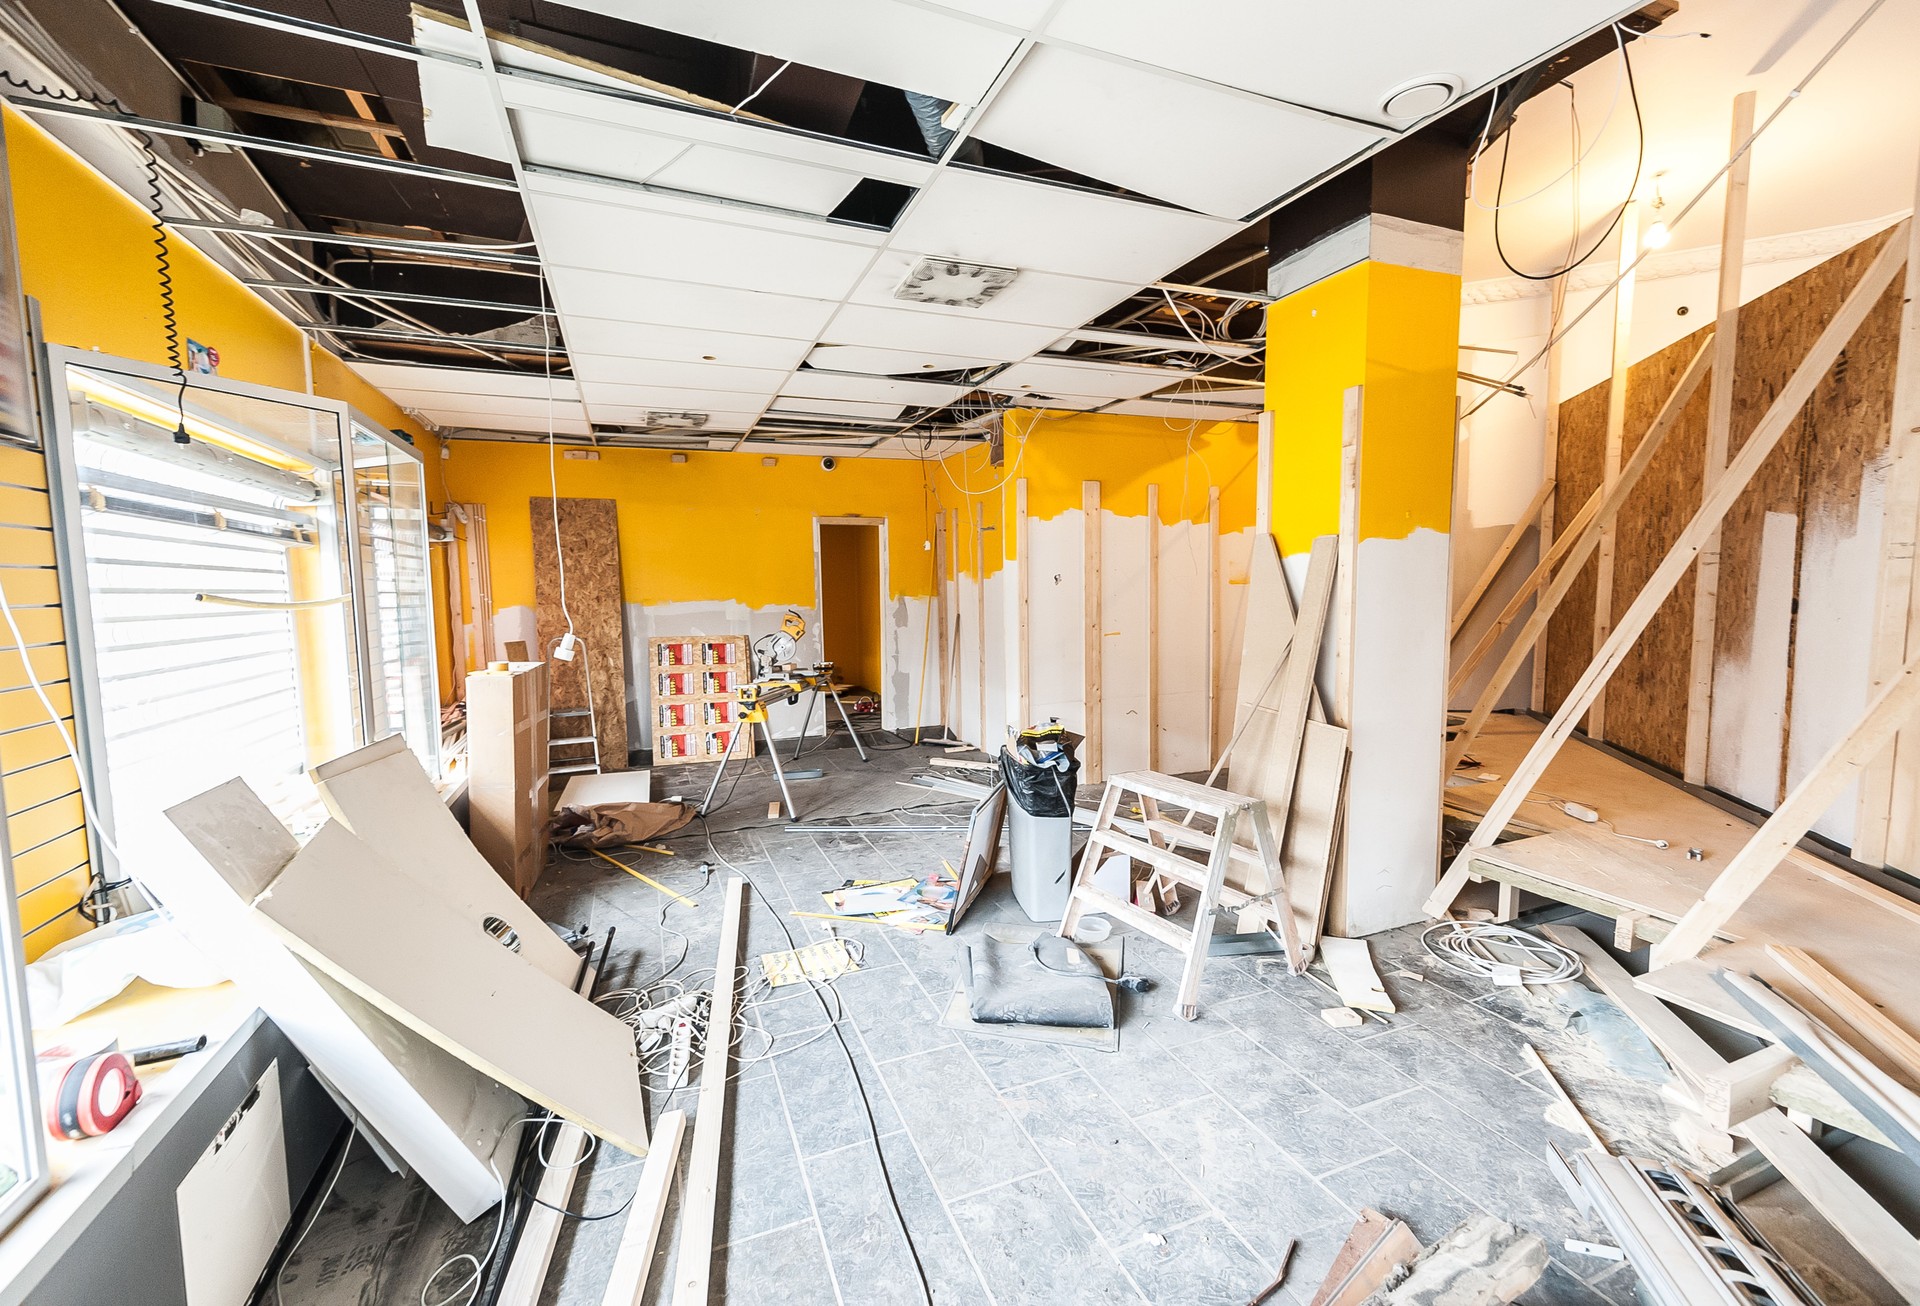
[999,731,1080,922]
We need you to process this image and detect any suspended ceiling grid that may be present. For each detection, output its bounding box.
[358,0,1643,442]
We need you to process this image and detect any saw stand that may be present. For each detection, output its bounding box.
[698,664,867,820]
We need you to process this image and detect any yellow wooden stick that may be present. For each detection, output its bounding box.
[589,847,697,906]
[790,910,946,933]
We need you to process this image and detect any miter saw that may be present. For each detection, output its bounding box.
[699,609,869,819]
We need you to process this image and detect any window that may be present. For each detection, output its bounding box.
[45,353,439,861]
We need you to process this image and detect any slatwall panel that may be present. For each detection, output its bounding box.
[0,442,91,959]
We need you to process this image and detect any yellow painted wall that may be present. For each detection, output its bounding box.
[818,523,883,691]
[443,442,939,612]
[2,106,446,954]
[1263,260,1458,555]
[935,409,1260,580]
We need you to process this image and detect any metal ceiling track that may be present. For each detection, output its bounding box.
[168,218,542,267]
[4,97,518,191]
[242,280,554,316]
[296,322,564,356]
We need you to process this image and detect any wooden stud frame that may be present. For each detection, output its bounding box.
[1589,201,1639,742]
[1533,278,1569,713]
[670,877,747,1306]
[1444,336,1716,775]
[1083,480,1103,781]
[1016,478,1031,729]
[1146,483,1161,770]
[1448,483,1603,700]
[1206,485,1221,758]
[1430,223,1910,917]
[1682,92,1757,786]
[1449,477,1556,641]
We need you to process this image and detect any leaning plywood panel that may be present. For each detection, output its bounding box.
[531,497,629,769]
[310,732,577,985]
[159,781,521,1222]
[245,818,650,1155]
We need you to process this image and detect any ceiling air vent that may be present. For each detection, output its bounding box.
[894,258,1018,309]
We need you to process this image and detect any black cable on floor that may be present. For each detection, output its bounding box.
[698,815,935,1306]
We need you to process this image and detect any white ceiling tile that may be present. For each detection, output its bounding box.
[577,383,779,411]
[417,408,595,435]
[845,251,1137,330]
[526,167,885,242]
[782,371,969,406]
[648,144,860,216]
[509,107,687,184]
[1043,0,1632,128]
[1104,398,1261,421]
[351,363,579,402]
[823,304,1063,359]
[806,344,998,375]
[886,168,1245,284]
[921,0,1055,26]
[410,14,512,160]
[381,391,586,421]
[985,357,1195,400]
[770,396,909,421]
[972,43,1381,219]
[546,268,838,341]
[576,361,790,395]
[527,186,878,299]
[564,321,812,370]
[563,0,1023,104]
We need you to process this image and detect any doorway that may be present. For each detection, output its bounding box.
[816,519,885,709]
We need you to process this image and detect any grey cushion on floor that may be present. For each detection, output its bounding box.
[962,930,1112,1028]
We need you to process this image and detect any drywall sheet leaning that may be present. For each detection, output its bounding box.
[159,781,522,1222]
[310,734,580,986]
[245,815,651,1156]
[532,496,629,768]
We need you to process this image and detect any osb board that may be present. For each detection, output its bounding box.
[1547,231,1903,782]
[1459,716,1920,1047]
[531,497,628,768]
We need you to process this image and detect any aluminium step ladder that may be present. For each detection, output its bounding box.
[546,634,602,779]
[1059,770,1304,1020]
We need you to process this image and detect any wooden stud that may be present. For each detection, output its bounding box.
[1522,1043,1605,1151]
[1855,163,1920,864]
[1267,537,1339,847]
[1683,92,1757,787]
[1016,478,1031,729]
[1083,481,1103,782]
[1448,484,1602,700]
[1255,412,1274,538]
[1450,478,1556,640]
[1206,485,1221,758]
[1653,650,1920,967]
[1766,944,1920,1086]
[1443,337,1716,775]
[1335,388,1362,728]
[1430,230,1909,916]
[1146,483,1160,771]
[1533,279,1569,713]
[670,877,746,1306]
[600,1110,686,1305]
[1590,201,1639,742]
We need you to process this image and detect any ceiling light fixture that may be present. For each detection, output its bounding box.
[1379,77,1462,121]
[1644,172,1672,249]
[894,258,1018,309]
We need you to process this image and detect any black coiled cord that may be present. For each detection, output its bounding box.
[0,70,188,435]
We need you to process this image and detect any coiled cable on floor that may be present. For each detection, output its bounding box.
[1420,921,1583,985]
[0,70,188,438]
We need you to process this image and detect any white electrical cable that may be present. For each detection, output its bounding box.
[539,273,575,648]
[1421,921,1584,984]
[730,59,792,117]
[274,1115,359,1306]
[419,1161,508,1306]
[1467,22,1630,213]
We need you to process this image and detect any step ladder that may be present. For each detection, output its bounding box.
[546,634,602,780]
[1059,770,1304,1020]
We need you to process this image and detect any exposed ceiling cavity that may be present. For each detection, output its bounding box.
[83,0,1673,451]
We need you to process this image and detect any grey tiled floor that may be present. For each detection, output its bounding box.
[517,742,1652,1306]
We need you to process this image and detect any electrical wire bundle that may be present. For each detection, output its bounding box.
[1421,920,1584,985]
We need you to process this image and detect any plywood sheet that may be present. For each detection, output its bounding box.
[531,497,629,768]
[250,820,650,1155]
[1548,232,1904,791]
[1458,716,1920,1051]
[310,734,578,985]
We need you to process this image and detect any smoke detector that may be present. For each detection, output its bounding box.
[1379,77,1461,121]
[894,258,1018,308]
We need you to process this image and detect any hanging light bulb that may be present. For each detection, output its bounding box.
[1643,173,1671,249]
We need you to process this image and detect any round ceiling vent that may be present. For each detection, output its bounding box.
[1380,78,1462,121]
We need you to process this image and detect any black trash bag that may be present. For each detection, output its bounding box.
[999,742,1079,818]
